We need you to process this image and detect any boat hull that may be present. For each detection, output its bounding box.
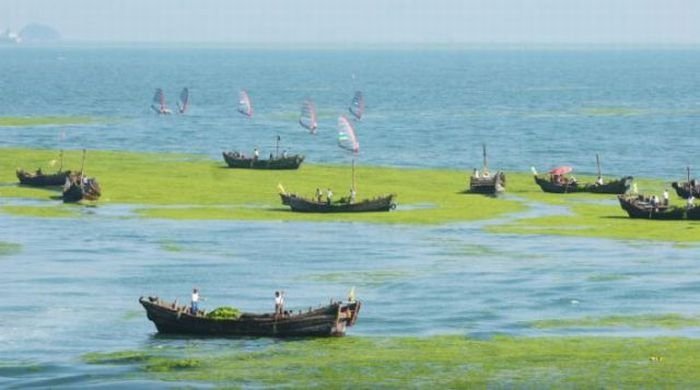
[62,178,101,203]
[617,195,686,220]
[223,152,304,170]
[139,297,360,337]
[671,181,700,199]
[16,169,73,187]
[686,207,700,220]
[282,194,396,213]
[468,172,506,195]
[534,176,632,194]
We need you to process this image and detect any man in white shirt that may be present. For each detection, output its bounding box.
[191,288,200,315]
[274,291,284,316]
[663,189,669,206]
[327,189,333,205]
[688,195,695,209]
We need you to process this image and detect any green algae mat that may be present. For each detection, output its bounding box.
[1,148,699,242]
[0,116,100,127]
[83,335,700,388]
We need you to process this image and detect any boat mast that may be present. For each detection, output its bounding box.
[80,149,86,181]
[596,153,602,179]
[688,166,691,183]
[276,135,280,158]
[59,149,63,171]
[352,158,356,192]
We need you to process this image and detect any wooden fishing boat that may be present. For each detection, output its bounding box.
[62,176,101,203]
[16,169,74,187]
[139,296,361,337]
[467,145,506,195]
[671,181,700,199]
[282,193,396,213]
[671,167,699,199]
[617,195,685,220]
[222,152,304,170]
[469,172,506,194]
[534,175,632,194]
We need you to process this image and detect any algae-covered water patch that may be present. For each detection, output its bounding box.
[530,314,700,329]
[84,335,700,387]
[0,116,102,127]
[306,269,412,286]
[0,148,524,224]
[0,241,21,256]
[1,205,77,218]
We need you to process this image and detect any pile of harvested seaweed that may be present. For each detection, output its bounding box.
[206,307,241,320]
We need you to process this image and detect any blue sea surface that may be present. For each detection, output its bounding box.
[1,47,699,177]
[1,47,700,387]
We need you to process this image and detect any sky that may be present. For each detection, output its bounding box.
[1,0,700,44]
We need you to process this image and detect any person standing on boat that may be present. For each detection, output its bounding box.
[327,188,333,205]
[253,148,259,160]
[349,187,356,203]
[315,188,323,202]
[596,176,604,186]
[663,189,670,206]
[688,195,695,209]
[274,291,285,316]
[191,288,200,315]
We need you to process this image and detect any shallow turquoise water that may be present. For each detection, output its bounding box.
[1,209,700,386]
[1,47,700,387]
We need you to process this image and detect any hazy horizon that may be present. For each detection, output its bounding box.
[2,0,700,44]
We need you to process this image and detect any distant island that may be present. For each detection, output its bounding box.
[0,24,61,44]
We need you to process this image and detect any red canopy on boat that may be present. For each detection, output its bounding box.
[549,166,572,175]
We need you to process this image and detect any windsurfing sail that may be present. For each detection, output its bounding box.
[177,87,189,114]
[299,99,318,133]
[338,115,359,153]
[237,89,253,117]
[150,88,169,114]
[348,91,365,120]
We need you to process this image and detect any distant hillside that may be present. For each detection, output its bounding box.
[20,24,61,42]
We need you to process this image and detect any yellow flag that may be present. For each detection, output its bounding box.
[277,183,286,194]
[49,160,57,167]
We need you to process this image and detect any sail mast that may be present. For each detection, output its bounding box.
[352,159,356,192]
[80,149,86,180]
[276,135,280,159]
[59,149,63,171]
[596,153,602,178]
[482,144,488,173]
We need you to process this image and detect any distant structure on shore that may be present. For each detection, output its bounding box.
[0,28,21,44]
[0,24,61,44]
